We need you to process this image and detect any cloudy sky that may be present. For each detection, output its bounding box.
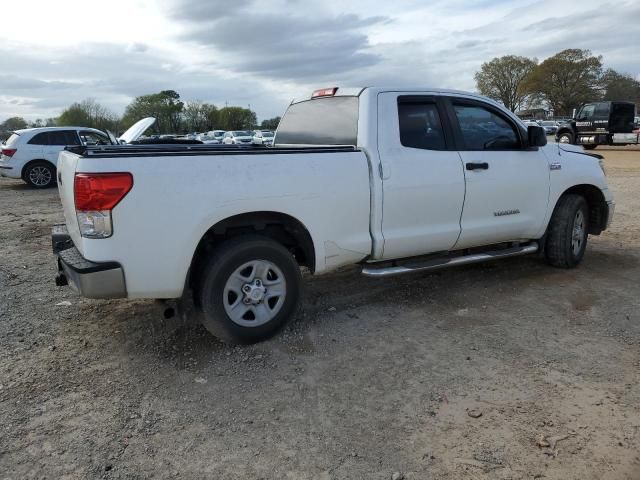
[1,0,638,123]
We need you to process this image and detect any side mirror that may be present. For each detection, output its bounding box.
[528,125,547,147]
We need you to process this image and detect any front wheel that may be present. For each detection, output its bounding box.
[197,235,302,344]
[545,194,589,268]
[557,132,574,144]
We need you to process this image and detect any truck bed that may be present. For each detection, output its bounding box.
[56,143,372,298]
[67,144,360,159]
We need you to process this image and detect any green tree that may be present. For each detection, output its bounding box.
[122,90,184,134]
[183,101,219,132]
[524,49,604,116]
[1,117,28,131]
[218,106,257,130]
[602,70,640,105]
[58,99,119,131]
[474,55,538,112]
[260,116,281,130]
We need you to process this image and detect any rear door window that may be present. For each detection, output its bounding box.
[49,131,71,145]
[398,101,446,150]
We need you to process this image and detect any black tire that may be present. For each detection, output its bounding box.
[197,235,302,344]
[24,161,56,188]
[583,144,598,150]
[557,131,574,144]
[544,194,589,268]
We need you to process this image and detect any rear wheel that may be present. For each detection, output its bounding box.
[24,161,55,188]
[545,194,589,268]
[557,132,574,144]
[197,235,302,344]
[583,144,598,150]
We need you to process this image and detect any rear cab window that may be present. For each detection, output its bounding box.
[275,96,359,145]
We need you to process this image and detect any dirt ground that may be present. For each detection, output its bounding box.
[1,146,640,480]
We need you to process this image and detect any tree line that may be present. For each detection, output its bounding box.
[1,90,281,139]
[475,48,640,116]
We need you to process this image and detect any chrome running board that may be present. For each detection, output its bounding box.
[361,242,539,278]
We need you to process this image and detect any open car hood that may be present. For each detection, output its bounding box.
[118,117,156,144]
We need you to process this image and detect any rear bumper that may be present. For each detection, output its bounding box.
[0,164,19,178]
[52,224,126,299]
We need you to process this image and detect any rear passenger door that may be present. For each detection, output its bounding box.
[443,97,550,249]
[26,132,48,159]
[378,93,466,259]
[44,131,80,166]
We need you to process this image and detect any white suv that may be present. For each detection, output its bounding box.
[222,131,253,144]
[0,118,155,188]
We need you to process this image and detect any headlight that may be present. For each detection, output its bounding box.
[599,159,607,176]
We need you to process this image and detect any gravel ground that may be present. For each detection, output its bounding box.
[1,146,639,479]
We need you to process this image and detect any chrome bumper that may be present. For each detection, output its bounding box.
[52,224,126,299]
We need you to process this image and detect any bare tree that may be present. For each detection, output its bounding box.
[475,55,538,112]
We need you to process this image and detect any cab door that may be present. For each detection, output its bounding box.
[378,93,466,259]
[575,103,596,133]
[443,97,550,249]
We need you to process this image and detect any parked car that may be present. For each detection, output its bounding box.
[0,118,153,188]
[222,131,253,144]
[540,120,559,135]
[252,130,274,146]
[207,130,226,143]
[196,133,220,144]
[52,86,614,344]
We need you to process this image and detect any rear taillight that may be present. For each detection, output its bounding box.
[1,148,17,157]
[74,173,133,238]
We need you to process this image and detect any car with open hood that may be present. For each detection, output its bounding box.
[0,117,155,188]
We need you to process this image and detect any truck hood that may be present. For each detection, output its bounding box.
[558,143,585,155]
[557,143,603,159]
[118,117,156,144]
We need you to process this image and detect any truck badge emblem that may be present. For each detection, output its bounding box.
[494,209,521,217]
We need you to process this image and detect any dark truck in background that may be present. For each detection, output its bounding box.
[556,101,638,149]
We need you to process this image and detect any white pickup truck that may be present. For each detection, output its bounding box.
[52,87,615,343]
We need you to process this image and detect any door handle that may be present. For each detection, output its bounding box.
[466,162,489,171]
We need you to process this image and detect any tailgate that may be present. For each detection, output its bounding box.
[56,150,83,253]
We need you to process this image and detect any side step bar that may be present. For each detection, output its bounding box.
[362,242,539,278]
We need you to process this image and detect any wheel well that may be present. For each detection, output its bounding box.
[561,185,607,235]
[21,159,55,180]
[556,127,573,138]
[189,212,316,288]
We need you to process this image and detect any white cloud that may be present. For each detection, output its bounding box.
[0,0,638,123]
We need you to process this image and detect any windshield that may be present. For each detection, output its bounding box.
[276,96,359,145]
[262,132,274,137]
[541,121,555,126]
[233,131,251,136]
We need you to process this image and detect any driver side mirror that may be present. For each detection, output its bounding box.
[527,125,547,148]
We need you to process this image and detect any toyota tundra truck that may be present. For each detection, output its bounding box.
[52,87,615,343]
